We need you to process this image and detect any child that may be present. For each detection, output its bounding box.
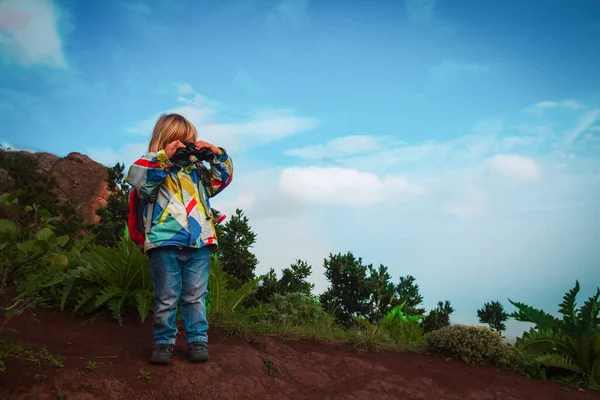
[126,113,234,365]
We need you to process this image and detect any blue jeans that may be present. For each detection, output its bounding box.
[148,246,210,345]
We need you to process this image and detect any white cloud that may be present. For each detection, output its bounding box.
[441,185,488,218]
[489,154,542,182]
[565,109,600,143]
[0,0,67,67]
[177,82,194,95]
[284,135,395,159]
[1,141,34,152]
[278,166,424,207]
[126,85,318,152]
[527,99,585,115]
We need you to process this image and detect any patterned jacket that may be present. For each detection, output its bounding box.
[126,148,233,252]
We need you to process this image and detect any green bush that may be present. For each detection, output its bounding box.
[426,324,525,372]
[263,292,334,330]
[380,304,424,349]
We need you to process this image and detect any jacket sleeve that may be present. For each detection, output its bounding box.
[126,150,174,199]
[207,147,234,197]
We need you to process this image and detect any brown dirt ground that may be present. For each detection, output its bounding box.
[1,310,599,400]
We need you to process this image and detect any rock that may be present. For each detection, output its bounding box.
[50,152,112,224]
[2,149,112,225]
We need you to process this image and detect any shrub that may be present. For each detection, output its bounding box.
[426,324,525,372]
[264,292,334,330]
[0,192,71,371]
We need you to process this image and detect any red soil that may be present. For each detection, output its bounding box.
[1,310,598,400]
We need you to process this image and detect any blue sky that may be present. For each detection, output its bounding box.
[1,0,599,339]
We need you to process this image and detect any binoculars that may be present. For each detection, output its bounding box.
[172,142,215,164]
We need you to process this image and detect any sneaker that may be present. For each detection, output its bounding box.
[188,341,209,362]
[149,344,174,365]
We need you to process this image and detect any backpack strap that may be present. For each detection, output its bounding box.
[195,164,214,220]
[144,187,159,234]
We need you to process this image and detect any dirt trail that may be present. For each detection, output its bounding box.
[1,310,598,400]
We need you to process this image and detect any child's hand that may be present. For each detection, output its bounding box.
[195,140,222,155]
[165,141,187,159]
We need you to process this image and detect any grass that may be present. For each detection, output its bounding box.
[0,335,65,371]
[86,360,99,370]
[262,356,277,377]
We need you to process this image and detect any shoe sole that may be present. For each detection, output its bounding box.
[149,356,172,365]
[188,354,209,363]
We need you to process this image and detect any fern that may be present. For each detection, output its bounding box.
[41,229,153,324]
[510,281,600,389]
[74,286,99,314]
[559,280,580,329]
[108,295,126,326]
[135,289,153,324]
[208,260,264,322]
[508,299,560,329]
[535,353,582,374]
[95,286,124,308]
[578,288,600,329]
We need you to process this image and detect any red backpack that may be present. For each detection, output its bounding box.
[127,188,148,251]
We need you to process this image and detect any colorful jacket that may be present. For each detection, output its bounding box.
[125,148,233,252]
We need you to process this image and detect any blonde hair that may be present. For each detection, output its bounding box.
[148,113,197,152]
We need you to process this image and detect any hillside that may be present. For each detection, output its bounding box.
[0,149,112,224]
[0,148,598,399]
[1,310,597,400]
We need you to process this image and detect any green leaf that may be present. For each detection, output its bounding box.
[56,235,69,247]
[74,287,99,314]
[0,219,16,235]
[108,295,126,326]
[60,279,76,311]
[135,290,153,324]
[39,274,67,288]
[51,254,69,270]
[577,288,600,330]
[38,209,51,220]
[35,227,54,241]
[17,240,37,253]
[508,299,560,330]
[535,353,582,374]
[95,286,124,308]
[559,280,580,328]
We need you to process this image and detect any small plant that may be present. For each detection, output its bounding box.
[137,369,151,381]
[86,360,98,370]
[353,317,391,351]
[426,324,525,372]
[380,302,425,349]
[263,356,277,377]
[39,346,65,368]
[57,392,66,400]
